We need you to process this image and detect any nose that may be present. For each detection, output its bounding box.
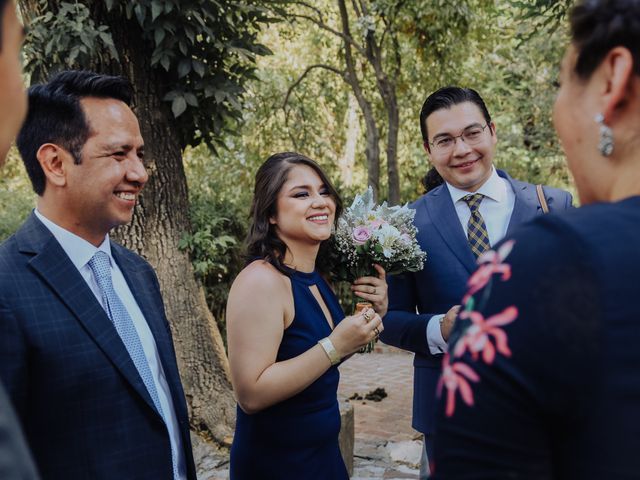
[126,154,149,186]
[452,135,472,156]
[311,192,329,208]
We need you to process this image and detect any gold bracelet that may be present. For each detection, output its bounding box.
[318,337,341,366]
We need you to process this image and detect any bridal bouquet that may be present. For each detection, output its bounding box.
[331,187,426,283]
[330,187,426,353]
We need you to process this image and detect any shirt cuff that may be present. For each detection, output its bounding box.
[426,314,448,354]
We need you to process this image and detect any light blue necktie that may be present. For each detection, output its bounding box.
[88,251,179,479]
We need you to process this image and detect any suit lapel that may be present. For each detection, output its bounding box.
[112,246,186,416]
[19,215,160,416]
[501,170,542,236]
[423,186,477,274]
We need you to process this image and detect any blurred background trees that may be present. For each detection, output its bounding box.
[4,0,575,445]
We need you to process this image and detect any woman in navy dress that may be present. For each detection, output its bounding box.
[432,1,640,478]
[227,152,387,479]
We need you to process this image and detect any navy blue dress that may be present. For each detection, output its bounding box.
[433,196,640,479]
[230,267,349,480]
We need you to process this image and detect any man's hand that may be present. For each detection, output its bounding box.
[441,305,461,342]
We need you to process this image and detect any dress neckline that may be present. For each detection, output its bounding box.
[283,265,322,286]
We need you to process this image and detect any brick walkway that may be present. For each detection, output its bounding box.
[195,343,420,479]
[339,344,421,479]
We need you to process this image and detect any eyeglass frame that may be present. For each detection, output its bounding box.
[424,122,492,154]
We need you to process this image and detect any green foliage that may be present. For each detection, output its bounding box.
[181,145,253,340]
[0,151,35,242]
[21,0,277,149]
[23,2,118,81]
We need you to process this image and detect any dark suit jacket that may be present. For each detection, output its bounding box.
[379,170,573,434]
[0,381,39,479]
[0,213,196,479]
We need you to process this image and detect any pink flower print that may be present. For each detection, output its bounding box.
[453,306,518,364]
[462,240,516,305]
[352,226,372,245]
[437,354,480,417]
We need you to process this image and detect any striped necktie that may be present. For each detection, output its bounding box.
[462,193,490,259]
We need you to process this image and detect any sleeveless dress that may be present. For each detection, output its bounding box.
[230,267,349,480]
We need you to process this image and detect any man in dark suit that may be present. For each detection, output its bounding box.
[379,86,573,478]
[0,1,40,478]
[0,70,196,479]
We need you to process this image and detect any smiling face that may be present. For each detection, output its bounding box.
[270,164,336,248]
[425,101,497,192]
[60,97,147,244]
[0,0,26,164]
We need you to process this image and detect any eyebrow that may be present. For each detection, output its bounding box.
[102,143,145,153]
[286,183,326,193]
[432,122,484,140]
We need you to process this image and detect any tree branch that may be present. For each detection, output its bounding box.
[283,63,345,110]
[287,2,368,58]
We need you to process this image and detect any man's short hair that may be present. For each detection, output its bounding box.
[16,70,133,195]
[419,86,492,144]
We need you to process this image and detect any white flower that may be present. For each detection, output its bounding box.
[373,223,401,258]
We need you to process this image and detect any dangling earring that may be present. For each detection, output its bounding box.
[595,113,614,157]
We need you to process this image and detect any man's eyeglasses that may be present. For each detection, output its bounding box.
[427,123,491,154]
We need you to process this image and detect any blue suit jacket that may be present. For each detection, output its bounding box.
[379,170,573,434]
[0,213,196,479]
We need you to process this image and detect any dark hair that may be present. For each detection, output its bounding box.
[570,0,640,78]
[0,0,9,52]
[419,86,492,144]
[421,167,444,193]
[16,70,133,195]
[246,152,343,275]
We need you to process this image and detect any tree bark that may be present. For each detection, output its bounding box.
[19,0,236,445]
[337,0,380,200]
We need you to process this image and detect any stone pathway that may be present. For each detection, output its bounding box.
[339,344,420,479]
[194,344,420,479]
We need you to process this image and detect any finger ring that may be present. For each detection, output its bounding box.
[373,326,380,336]
[363,311,373,322]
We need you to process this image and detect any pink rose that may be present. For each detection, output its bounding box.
[369,219,384,229]
[352,226,372,245]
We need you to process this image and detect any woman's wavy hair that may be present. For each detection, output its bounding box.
[245,152,343,275]
[570,0,640,78]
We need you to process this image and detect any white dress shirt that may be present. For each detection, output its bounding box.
[34,209,186,480]
[426,168,516,354]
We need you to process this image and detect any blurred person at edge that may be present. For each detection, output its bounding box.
[0,0,40,479]
[432,0,640,478]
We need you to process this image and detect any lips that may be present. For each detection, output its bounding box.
[114,191,136,201]
[307,214,329,222]
[451,158,479,170]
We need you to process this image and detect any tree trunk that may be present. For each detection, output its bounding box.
[337,0,380,200]
[19,0,236,445]
[384,92,400,205]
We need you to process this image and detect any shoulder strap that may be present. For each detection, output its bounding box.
[536,184,549,214]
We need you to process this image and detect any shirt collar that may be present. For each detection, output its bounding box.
[446,167,507,204]
[34,209,113,271]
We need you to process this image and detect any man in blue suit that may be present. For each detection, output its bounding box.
[0,1,40,478]
[0,71,196,479]
[379,86,572,478]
